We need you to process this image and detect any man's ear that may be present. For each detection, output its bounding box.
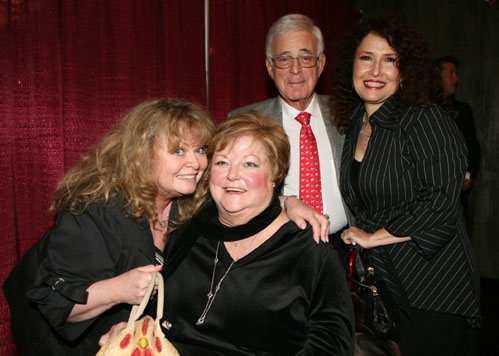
[317,53,326,76]
[266,58,275,79]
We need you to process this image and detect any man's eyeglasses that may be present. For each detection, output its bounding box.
[270,54,320,69]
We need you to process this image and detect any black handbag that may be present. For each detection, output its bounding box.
[347,244,401,344]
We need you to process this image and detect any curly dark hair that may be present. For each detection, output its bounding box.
[330,15,443,133]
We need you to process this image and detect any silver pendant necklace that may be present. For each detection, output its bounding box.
[196,242,235,325]
[196,236,258,325]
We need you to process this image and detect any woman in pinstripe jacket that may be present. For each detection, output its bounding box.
[330,15,480,356]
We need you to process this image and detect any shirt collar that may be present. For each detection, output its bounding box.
[350,95,404,130]
[280,94,320,120]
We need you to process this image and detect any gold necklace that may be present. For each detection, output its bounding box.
[158,219,169,229]
[359,113,372,145]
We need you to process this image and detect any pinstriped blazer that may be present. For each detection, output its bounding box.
[228,95,352,224]
[341,96,480,325]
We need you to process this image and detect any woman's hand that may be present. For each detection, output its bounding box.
[281,195,330,243]
[341,227,411,249]
[341,226,373,248]
[98,321,128,347]
[68,264,162,322]
[112,264,162,305]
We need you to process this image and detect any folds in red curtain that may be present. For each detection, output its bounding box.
[0,1,204,354]
[60,0,207,166]
[1,11,65,356]
[208,0,361,121]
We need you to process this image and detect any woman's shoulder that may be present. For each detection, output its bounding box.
[55,195,148,244]
[276,222,338,257]
[399,104,466,157]
[270,223,346,284]
[402,103,447,122]
[76,194,144,224]
[398,104,453,134]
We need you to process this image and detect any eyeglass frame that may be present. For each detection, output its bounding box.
[269,53,322,69]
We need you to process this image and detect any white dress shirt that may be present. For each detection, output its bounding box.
[280,95,348,234]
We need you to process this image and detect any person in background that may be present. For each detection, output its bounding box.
[102,111,355,355]
[4,99,329,356]
[437,55,481,223]
[228,14,349,248]
[330,16,481,356]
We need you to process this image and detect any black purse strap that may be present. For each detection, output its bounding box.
[347,244,369,282]
[347,244,369,290]
[347,245,409,308]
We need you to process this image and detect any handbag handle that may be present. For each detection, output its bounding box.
[347,245,358,292]
[127,271,164,325]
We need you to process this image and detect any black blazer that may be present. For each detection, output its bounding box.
[340,96,480,325]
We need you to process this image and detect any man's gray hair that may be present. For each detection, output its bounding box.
[265,14,324,58]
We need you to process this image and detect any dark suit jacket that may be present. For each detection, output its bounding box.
[445,98,481,179]
[341,97,480,325]
[228,95,351,224]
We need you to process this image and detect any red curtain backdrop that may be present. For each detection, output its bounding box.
[0,1,359,354]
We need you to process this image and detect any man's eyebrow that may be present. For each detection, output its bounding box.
[275,48,314,56]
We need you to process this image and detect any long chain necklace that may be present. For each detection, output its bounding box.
[196,236,257,325]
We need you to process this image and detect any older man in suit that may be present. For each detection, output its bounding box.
[229,14,349,240]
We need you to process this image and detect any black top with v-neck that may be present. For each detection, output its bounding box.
[162,198,354,355]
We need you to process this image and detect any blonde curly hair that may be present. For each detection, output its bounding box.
[50,98,216,226]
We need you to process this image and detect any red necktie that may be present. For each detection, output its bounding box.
[295,112,323,213]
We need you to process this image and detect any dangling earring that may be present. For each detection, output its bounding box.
[272,182,276,188]
[399,80,403,90]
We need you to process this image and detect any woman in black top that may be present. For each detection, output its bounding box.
[3,99,216,355]
[330,15,481,356]
[160,112,354,355]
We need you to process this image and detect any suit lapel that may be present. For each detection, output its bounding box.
[316,95,344,184]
